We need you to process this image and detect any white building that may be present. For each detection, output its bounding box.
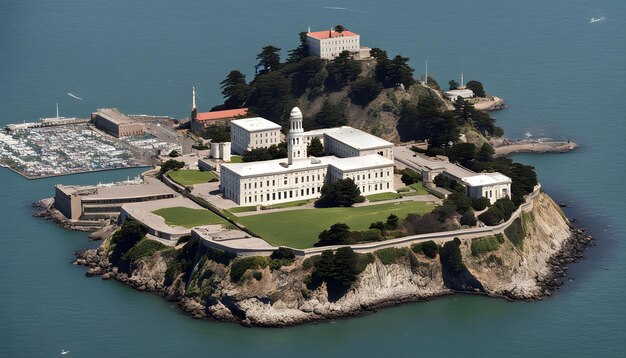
[302,126,394,160]
[306,28,370,60]
[220,107,395,206]
[461,173,512,204]
[230,117,282,154]
[445,88,475,101]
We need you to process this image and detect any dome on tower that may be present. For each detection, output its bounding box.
[290,107,302,120]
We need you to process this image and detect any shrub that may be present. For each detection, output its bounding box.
[176,235,191,245]
[471,197,491,211]
[270,247,296,261]
[205,247,236,266]
[369,221,385,231]
[312,247,365,287]
[460,210,477,226]
[301,288,312,300]
[504,218,525,248]
[484,254,503,266]
[470,236,501,256]
[122,239,167,262]
[400,168,420,185]
[375,247,409,265]
[411,240,439,258]
[495,233,505,244]
[494,198,516,221]
[349,77,383,106]
[441,238,465,272]
[316,222,351,246]
[230,256,268,282]
[478,206,505,226]
[252,271,263,281]
[448,192,473,214]
[348,229,383,243]
[315,178,362,208]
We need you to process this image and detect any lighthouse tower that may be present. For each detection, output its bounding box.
[287,107,307,165]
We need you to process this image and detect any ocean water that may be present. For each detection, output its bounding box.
[1,0,625,357]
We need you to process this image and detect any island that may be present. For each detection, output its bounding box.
[30,25,592,327]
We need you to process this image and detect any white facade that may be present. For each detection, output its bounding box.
[462,173,512,204]
[220,107,395,206]
[230,117,281,154]
[323,127,394,160]
[306,29,361,60]
[445,88,475,101]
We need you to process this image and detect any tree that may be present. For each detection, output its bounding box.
[334,24,346,33]
[168,149,180,157]
[471,196,491,211]
[109,219,147,266]
[315,100,346,128]
[477,142,495,162]
[400,168,420,185]
[333,247,360,286]
[286,32,310,63]
[426,112,460,148]
[447,192,473,214]
[316,223,351,247]
[159,159,185,175]
[478,206,505,226]
[448,80,459,90]
[242,143,287,162]
[307,137,324,157]
[256,45,281,75]
[460,209,477,226]
[247,71,293,125]
[466,80,486,97]
[387,55,415,88]
[220,70,249,109]
[349,77,383,106]
[204,124,230,142]
[315,178,363,207]
[447,142,477,167]
[385,214,399,230]
[326,51,361,89]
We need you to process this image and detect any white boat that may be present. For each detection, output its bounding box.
[61,349,70,355]
[590,17,605,23]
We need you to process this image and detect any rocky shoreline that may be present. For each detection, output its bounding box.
[537,226,594,296]
[74,196,594,327]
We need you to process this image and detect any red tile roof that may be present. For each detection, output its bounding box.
[196,108,249,121]
[307,30,359,40]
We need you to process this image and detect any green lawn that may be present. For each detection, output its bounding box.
[227,206,258,213]
[168,170,217,186]
[262,199,313,209]
[366,192,401,202]
[236,201,435,249]
[229,155,243,163]
[152,207,230,228]
[409,182,429,195]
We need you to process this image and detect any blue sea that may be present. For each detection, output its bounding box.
[1,0,625,356]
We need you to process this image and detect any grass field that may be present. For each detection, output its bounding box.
[366,192,401,202]
[152,206,230,228]
[262,199,313,209]
[236,201,435,249]
[168,170,217,186]
[409,183,429,195]
[229,155,243,163]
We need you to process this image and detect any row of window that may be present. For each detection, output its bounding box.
[243,186,322,204]
[242,173,325,190]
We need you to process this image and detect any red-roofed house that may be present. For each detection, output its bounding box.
[191,108,249,133]
[306,28,370,60]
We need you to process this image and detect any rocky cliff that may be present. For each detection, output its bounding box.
[75,192,593,327]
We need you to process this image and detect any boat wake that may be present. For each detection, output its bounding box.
[324,6,346,10]
[590,16,606,23]
[67,93,83,100]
